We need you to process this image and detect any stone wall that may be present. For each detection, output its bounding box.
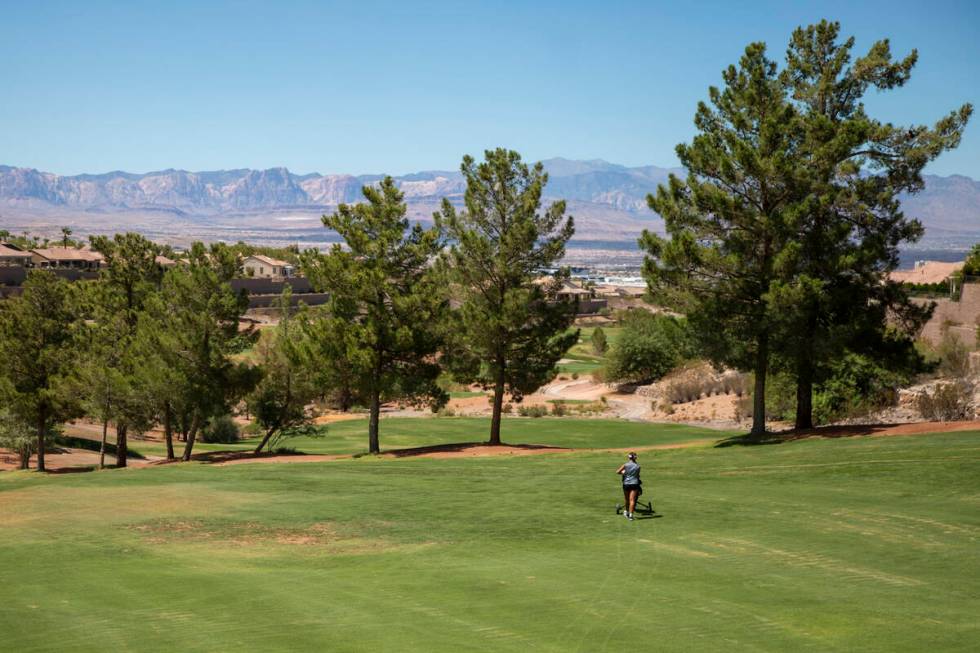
[916,282,980,348]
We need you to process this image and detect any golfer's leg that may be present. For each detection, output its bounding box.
[628,489,638,514]
[622,488,629,510]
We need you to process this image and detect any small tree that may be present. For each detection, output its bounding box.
[436,149,578,445]
[0,404,34,470]
[304,177,447,454]
[591,327,608,355]
[603,312,694,385]
[142,242,258,461]
[0,271,80,471]
[248,291,318,453]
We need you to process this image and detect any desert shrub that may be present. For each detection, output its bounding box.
[603,312,695,384]
[502,403,513,414]
[550,402,568,416]
[517,405,548,418]
[721,373,751,397]
[591,327,608,355]
[571,372,579,380]
[936,328,971,378]
[200,415,240,443]
[661,362,717,404]
[437,407,456,418]
[916,382,972,422]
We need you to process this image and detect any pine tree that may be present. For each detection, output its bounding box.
[305,177,447,454]
[591,327,608,355]
[643,43,806,437]
[774,20,972,428]
[0,271,80,470]
[142,242,258,461]
[435,149,578,445]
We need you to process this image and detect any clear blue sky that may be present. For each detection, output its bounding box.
[2,0,977,177]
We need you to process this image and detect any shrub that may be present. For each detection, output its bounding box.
[437,407,456,418]
[591,327,608,355]
[517,405,548,418]
[603,312,695,384]
[936,327,971,378]
[916,382,972,422]
[502,403,513,414]
[550,402,568,416]
[200,415,240,443]
[571,372,579,380]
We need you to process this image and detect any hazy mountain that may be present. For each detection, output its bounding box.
[1,160,977,242]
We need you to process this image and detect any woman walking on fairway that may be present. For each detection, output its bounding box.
[617,452,641,520]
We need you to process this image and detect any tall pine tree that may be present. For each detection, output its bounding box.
[305,177,447,454]
[435,149,578,445]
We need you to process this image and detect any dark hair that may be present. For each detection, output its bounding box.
[627,452,637,461]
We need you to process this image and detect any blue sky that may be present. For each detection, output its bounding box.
[1,0,977,177]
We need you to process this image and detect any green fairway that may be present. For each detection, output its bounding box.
[1,431,978,651]
[129,417,728,458]
[557,326,622,374]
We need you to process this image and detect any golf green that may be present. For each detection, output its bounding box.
[1,430,977,651]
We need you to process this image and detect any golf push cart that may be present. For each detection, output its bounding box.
[615,484,655,516]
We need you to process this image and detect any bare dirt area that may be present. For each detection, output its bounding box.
[784,420,980,440]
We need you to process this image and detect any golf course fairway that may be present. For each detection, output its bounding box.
[1,428,977,651]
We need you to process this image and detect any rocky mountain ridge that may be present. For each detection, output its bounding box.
[1,159,977,239]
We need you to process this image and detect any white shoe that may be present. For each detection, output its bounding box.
[628,513,634,521]
[623,510,630,519]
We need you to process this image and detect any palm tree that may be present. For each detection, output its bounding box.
[61,226,73,248]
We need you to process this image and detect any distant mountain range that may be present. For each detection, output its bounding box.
[1,159,978,243]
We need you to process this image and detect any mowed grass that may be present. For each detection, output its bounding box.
[557,326,622,374]
[1,431,978,651]
[128,417,729,458]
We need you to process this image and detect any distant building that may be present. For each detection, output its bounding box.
[889,260,963,285]
[30,247,104,270]
[155,255,178,269]
[243,254,293,279]
[0,243,32,267]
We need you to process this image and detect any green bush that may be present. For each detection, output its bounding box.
[517,405,548,418]
[603,312,695,384]
[200,415,240,443]
[590,327,608,355]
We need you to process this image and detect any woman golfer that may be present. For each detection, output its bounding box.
[617,452,641,520]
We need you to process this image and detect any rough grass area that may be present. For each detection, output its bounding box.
[1,431,977,651]
[129,417,729,458]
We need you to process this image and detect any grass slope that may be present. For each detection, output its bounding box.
[129,418,728,458]
[1,431,978,651]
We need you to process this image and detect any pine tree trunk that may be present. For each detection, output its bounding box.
[35,410,46,472]
[181,415,200,462]
[254,426,278,454]
[750,333,768,438]
[368,391,381,454]
[795,362,814,430]
[18,447,29,470]
[116,423,128,468]
[163,404,175,460]
[99,418,108,469]
[489,362,506,445]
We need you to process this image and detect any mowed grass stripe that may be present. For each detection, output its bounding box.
[0,430,977,651]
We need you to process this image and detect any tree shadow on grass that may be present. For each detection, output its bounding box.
[357,441,569,459]
[715,424,905,448]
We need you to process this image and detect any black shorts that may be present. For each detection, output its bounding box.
[623,484,642,495]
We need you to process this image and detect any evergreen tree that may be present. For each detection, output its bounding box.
[142,242,258,461]
[643,43,806,437]
[591,327,608,355]
[305,177,447,454]
[0,271,80,470]
[78,233,164,465]
[435,149,578,445]
[248,290,318,453]
[773,20,972,428]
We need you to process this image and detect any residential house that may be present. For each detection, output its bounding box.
[0,243,32,267]
[243,254,293,279]
[30,247,104,270]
